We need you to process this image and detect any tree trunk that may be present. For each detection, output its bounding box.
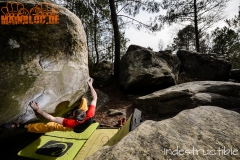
[94,7,99,65]
[112,36,114,63]
[109,0,120,77]
[194,0,200,52]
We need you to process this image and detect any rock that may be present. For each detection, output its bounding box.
[126,94,141,100]
[177,50,231,81]
[82,89,109,111]
[0,0,89,125]
[230,69,240,82]
[87,106,240,160]
[98,61,113,71]
[119,45,180,93]
[135,81,240,115]
[107,109,124,116]
[92,70,114,87]
[89,61,114,87]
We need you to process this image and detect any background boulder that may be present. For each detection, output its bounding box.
[0,0,88,125]
[88,106,240,160]
[119,45,180,93]
[230,69,240,82]
[90,61,114,87]
[92,70,114,88]
[177,50,231,81]
[82,89,109,111]
[135,81,240,115]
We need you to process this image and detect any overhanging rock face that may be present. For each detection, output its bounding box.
[0,0,89,125]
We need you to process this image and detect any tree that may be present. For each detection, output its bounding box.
[158,0,230,52]
[211,5,240,68]
[225,5,240,32]
[172,25,195,51]
[109,0,121,77]
[212,27,240,68]
[109,0,161,77]
[158,39,164,51]
[55,0,128,69]
[170,24,210,53]
[60,0,110,65]
[55,0,162,77]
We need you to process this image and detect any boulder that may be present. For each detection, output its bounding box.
[87,106,240,160]
[82,89,109,111]
[0,0,89,125]
[92,70,114,87]
[135,81,240,115]
[177,50,231,81]
[230,69,240,82]
[97,61,113,72]
[89,61,114,87]
[119,45,180,93]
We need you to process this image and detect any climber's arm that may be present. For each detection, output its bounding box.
[87,78,97,107]
[30,101,63,124]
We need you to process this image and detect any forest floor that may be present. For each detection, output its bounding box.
[94,80,135,127]
[93,79,167,127]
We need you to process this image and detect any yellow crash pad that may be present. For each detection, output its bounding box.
[45,122,99,140]
[18,135,86,160]
[105,114,132,146]
[75,129,118,160]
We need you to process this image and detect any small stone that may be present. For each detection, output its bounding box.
[107,109,124,116]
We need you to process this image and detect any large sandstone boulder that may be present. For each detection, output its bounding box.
[177,50,231,81]
[0,0,88,125]
[135,81,240,115]
[87,106,240,160]
[119,45,180,93]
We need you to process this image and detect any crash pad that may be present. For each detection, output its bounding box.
[18,123,99,160]
[75,129,118,160]
[105,114,132,146]
[45,122,99,140]
[18,135,86,160]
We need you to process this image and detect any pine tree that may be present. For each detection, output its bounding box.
[157,0,230,52]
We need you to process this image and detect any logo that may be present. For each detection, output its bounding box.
[1,2,59,25]
[35,140,73,157]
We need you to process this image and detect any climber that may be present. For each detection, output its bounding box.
[4,78,97,133]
